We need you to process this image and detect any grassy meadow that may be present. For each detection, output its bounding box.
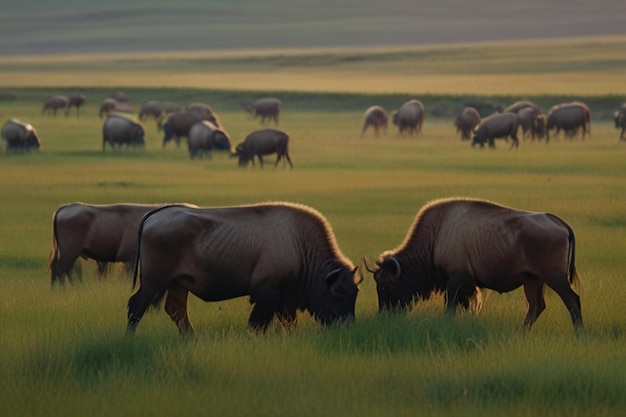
[1,38,626,417]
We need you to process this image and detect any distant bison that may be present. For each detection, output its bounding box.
[2,119,41,152]
[546,102,591,141]
[48,203,196,285]
[613,104,626,141]
[361,106,388,137]
[242,98,281,125]
[187,121,231,159]
[392,99,425,136]
[127,202,361,335]
[454,107,481,141]
[235,128,293,169]
[102,114,145,151]
[367,197,582,334]
[472,112,519,149]
[42,95,69,116]
[66,93,86,117]
[99,98,119,118]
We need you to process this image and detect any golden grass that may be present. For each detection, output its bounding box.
[2,35,625,95]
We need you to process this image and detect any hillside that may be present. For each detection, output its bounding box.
[2,0,625,55]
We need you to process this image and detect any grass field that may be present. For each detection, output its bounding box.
[1,36,626,416]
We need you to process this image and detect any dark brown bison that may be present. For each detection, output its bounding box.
[127,202,361,335]
[187,102,221,127]
[503,100,541,115]
[472,112,520,149]
[546,102,591,141]
[234,128,293,169]
[454,107,481,141]
[66,93,86,117]
[42,95,69,116]
[242,98,281,125]
[392,99,425,136]
[138,100,164,121]
[366,198,582,334]
[48,203,196,285]
[614,104,626,141]
[361,106,388,137]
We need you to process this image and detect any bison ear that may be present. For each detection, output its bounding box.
[381,256,401,280]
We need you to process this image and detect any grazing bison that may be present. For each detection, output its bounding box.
[367,198,582,334]
[361,106,388,137]
[242,98,281,125]
[138,100,164,121]
[235,128,293,169]
[162,109,216,148]
[187,121,231,159]
[614,104,626,141]
[127,202,361,335]
[66,93,86,117]
[392,99,425,136]
[2,119,41,152]
[42,95,69,116]
[546,102,591,141]
[99,98,119,118]
[472,112,520,149]
[503,100,541,115]
[48,203,196,285]
[454,107,481,141]
[187,103,221,127]
[102,114,145,151]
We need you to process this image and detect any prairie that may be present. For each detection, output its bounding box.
[1,34,626,417]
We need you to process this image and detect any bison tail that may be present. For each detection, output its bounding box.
[48,208,61,286]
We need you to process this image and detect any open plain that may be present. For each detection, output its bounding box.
[1,2,626,416]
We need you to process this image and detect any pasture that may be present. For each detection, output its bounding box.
[1,39,626,416]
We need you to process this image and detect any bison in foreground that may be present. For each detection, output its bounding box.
[366,198,582,335]
[127,203,361,335]
[234,128,293,169]
[48,203,196,285]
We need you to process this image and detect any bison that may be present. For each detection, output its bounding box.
[361,106,388,137]
[454,107,481,141]
[126,202,361,335]
[242,97,281,125]
[162,107,219,148]
[614,104,626,141]
[2,119,41,152]
[472,112,520,149]
[546,102,591,141]
[66,93,86,117]
[392,99,425,136]
[234,128,293,169]
[102,114,145,151]
[187,121,231,159]
[42,95,69,116]
[366,198,583,335]
[48,203,196,285]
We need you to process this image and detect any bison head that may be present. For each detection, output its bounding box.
[311,266,360,326]
[372,255,414,313]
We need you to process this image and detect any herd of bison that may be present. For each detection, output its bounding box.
[3,93,626,162]
[4,92,625,336]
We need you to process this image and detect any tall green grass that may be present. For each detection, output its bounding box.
[1,93,626,416]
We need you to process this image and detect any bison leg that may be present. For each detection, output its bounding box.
[522,281,546,329]
[127,285,162,334]
[248,286,281,332]
[546,281,583,335]
[444,274,477,314]
[165,282,194,335]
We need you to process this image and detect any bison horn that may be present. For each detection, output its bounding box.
[362,256,377,274]
[325,267,342,286]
